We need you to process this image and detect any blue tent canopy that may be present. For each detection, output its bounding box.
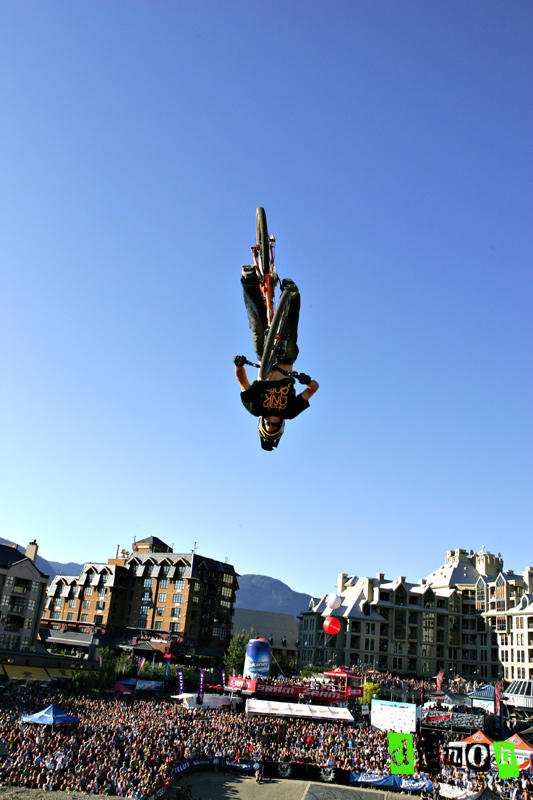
[468,685,495,699]
[20,704,79,726]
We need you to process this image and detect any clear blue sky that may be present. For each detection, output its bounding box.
[1,1,531,596]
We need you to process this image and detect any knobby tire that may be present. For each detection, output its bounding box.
[259,289,292,380]
[255,206,270,278]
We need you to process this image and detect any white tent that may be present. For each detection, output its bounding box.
[245,698,353,722]
[171,693,241,709]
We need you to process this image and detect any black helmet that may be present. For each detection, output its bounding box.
[258,417,285,450]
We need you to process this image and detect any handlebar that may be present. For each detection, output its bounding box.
[238,358,311,384]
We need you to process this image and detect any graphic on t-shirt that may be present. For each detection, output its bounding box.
[263,384,289,411]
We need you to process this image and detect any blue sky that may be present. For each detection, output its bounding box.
[1,1,531,596]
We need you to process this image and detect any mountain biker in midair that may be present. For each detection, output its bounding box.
[234,265,319,450]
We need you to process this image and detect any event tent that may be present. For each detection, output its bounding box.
[246,698,354,722]
[504,733,533,769]
[171,693,241,709]
[322,667,359,679]
[20,704,79,726]
[461,730,494,744]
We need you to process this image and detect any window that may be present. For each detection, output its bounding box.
[51,611,61,620]
[162,565,170,576]
[27,599,36,611]
[221,586,232,598]
[85,586,93,596]
[220,600,231,609]
[171,608,181,618]
[144,578,153,588]
[140,605,150,617]
[174,579,185,590]
[172,593,183,604]
[189,623,196,633]
[169,622,180,633]
[138,618,147,629]
[158,593,167,603]
[94,615,103,625]
[177,565,185,578]
[83,600,90,609]
[69,599,76,608]
[160,579,168,588]
[193,596,200,605]
[81,613,88,622]
[223,574,233,584]
[154,621,163,631]
[365,623,375,635]
[156,607,164,617]
[54,598,63,608]
[213,627,226,639]
[142,592,150,601]
[96,601,105,611]
[66,612,74,621]
[99,588,107,597]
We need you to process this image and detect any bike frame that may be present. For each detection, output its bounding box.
[251,237,276,324]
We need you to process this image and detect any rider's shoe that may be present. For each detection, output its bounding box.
[241,265,257,283]
[281,278,299,294]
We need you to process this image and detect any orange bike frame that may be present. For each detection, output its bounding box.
[251,244,276,325]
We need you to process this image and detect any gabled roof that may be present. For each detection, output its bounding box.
[0,543,48,577]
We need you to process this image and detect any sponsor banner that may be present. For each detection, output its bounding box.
[438,782,473,799]
[371,699,418,733]
[424,713,454,722]
[351,772,433,792]
[227,676,360,703]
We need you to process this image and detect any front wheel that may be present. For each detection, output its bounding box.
[259,289,292,380]
[255,206,270,278]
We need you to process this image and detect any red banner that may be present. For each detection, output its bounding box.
[437,670,444,691]
[227,677,362,703]
[495,679,501,714]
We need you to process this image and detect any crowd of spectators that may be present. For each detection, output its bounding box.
[0,684,531,800]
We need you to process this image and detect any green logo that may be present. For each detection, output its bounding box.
[388,732,415,775]
[493,742,519,779]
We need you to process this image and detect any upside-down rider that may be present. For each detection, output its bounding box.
[234,266,319,450]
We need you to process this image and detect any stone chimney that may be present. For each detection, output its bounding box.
[25,540,38,562]
[337,573,348,593]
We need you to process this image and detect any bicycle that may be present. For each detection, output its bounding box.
[248,206,306,381]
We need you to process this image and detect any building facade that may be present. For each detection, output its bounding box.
[0,541,48,654]
[297,548,532,682]
[232,608,299,672]
[41,537,238,659]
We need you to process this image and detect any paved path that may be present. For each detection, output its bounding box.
[172,773,390,800]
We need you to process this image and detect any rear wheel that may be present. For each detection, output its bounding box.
[259,289,292,380]
[255,206,270,278]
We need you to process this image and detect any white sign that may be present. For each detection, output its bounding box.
[370,699,417,733]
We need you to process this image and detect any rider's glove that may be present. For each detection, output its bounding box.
[234,355,247,367]
[298,373,312,385]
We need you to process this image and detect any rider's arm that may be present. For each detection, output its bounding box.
[301,379,319,402]
[235,364,250,391]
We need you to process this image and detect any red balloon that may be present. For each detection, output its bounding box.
[323,617,341,636]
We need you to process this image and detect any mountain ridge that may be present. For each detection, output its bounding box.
[0,538,313,616]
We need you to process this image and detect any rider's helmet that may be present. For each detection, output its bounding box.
[258,417,285,451]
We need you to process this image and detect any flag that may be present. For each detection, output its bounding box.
[165,659,170,681]
[177,667,184,694]
[99,654,103,670]
[197,669,205,705]
[495,679,502,713]
[230,668,235,699]
[136,657,146,680]
[420,680,424,706]
[221,668,226,693]
[151,653,155,677]
[437,670,444,691]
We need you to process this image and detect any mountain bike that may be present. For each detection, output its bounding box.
[248,207,301,381]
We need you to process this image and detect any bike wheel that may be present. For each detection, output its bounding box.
[259,289,292,380]
[255,206,270,278]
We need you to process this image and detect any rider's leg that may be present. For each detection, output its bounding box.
[241,268,267,359]
[277,286,300,365]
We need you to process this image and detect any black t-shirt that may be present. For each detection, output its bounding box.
[240,377,309,419]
